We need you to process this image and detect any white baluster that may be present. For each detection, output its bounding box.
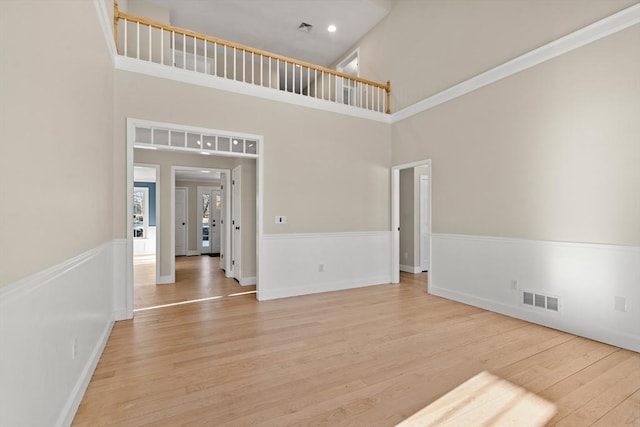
[136,22,140,59]
[204,40,207,74]
[307,67,310,96]
[260,55,263,87]
[224,45,227,78]
[124,19,128,57]
[233,47,237,80]
[171,31,175,67]
[284,62,288,92]
[182,34,185,69]
[193,36,197,71]
[160,28,164,65]
[277,59,280,90]
[242,49,246,82]
[148,25,151,62]
[252,52,255,84]
[314,69,318,98]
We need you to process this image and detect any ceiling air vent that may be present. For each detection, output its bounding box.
[523,291,560,312]
[298,22,313,33]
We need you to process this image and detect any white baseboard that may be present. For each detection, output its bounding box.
[58,319,113,427]
[400,264,422,274]
[0,241,116,426]
[186,250,200,256]
[239,276,256,286]
[260,231,392,301]
[430,233,640,352]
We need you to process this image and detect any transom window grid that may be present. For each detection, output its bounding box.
[134,125,258,157]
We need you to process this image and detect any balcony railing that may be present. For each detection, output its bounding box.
[114,3,391,114]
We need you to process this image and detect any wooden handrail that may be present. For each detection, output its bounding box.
[114,2,391,94]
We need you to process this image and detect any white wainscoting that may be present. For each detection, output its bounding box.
[430,234,640,352]
[0,241,117,427]
[259,231,392,300]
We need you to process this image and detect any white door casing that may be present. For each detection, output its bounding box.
[175,187,187,256]
[420,175,430,271]
[232,166,241,281]
[211,190,221,253]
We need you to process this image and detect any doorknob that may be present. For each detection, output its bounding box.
[182,222,185,226]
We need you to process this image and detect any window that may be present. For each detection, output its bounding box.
[133,187,149,238]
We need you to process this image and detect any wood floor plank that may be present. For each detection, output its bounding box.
[72,259,640,426]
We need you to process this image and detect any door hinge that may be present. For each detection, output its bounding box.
[221,185,223,190]
[232,180,235,185]
[232,260,235,265]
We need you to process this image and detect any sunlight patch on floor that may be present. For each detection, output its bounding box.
[133,295,223,311]
[397,371,556,427]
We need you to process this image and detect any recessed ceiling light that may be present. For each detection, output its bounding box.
[200,151,211,155]
[233,139,239,145]
[200,170,211,173]
[196,140,201,145]
[327,24,337,33]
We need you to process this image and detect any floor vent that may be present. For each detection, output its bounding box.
[523,291,559,312]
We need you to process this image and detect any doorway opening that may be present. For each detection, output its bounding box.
[391,160,431,288]
[123,118,264,319]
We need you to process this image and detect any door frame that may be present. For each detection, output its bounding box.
[171,166,232,282]
[132,162,161,287]
[419,175,430,271]
[231,165,242,281]
[197,185,221,255]
[173,185,188,259]
[124,118,264,320]
[391,159,431,287]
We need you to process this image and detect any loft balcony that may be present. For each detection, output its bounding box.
[113,4,391,115]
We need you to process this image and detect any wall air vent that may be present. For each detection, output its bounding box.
[298,22,313,32]
[523,291,560,312]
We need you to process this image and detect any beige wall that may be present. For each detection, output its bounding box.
[392,25,640,246]
[0,2,114,287]
[114,71,391,241]
[354,0,637,111]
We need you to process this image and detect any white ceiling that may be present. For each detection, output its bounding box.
[147,0,391,67]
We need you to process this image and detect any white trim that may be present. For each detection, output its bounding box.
[0,241,112,301]
[391,3,640,123]
[174,185,189,259]
[231,166,242,282]
[262,231,388,240]
[115,56,391,124]
[259,231,391,301]
[399,264,422,274]
[57,320,113,427]
[133,162,160,284]
[126,118,263,300]
[186,250,200,256]
[0,240,116,426]
[429,233,640,352]
[239,276,257,286]
[430,232,640,253]
[259,276,391,301]
[391,160,432,284]
[93,0,117,64]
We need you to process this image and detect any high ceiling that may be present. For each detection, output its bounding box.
[147,0,391,67]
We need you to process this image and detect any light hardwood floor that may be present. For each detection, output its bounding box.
[134,255,255,309]
[74,269,640,426]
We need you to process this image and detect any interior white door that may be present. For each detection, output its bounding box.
[232,166,241,280]
[420,176,430,271]
[211,190,221,253]
[175,187,187,256]
[220,177,226,270]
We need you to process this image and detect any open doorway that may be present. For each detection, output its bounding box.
[391,160,431,288]
[123,118,264,319]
